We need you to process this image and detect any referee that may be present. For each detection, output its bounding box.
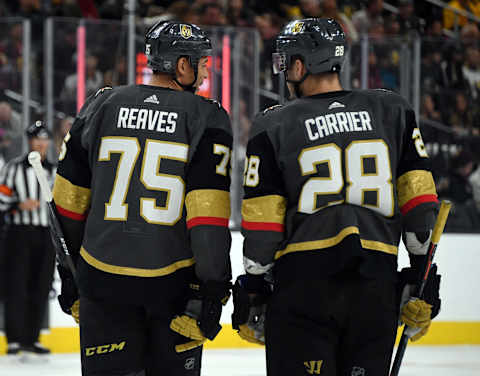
[0,121,56,356]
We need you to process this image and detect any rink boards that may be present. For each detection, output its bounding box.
[1,232,479,353]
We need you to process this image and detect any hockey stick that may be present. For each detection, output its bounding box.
[28,151,77,279]
[390,200,452,376]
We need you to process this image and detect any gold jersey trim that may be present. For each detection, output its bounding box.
[360,239,398,255]
[275,226,398,259]
[397,170,437,208]
[242,195,287,224]
[53,174,91,215]
[185,189,230,221]
[80,246,195,277]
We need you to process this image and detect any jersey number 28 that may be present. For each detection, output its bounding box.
[299,139,394,217]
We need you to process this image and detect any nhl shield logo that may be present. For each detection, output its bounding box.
[184,357,195,370]
[291,21,305,34]
[180,24,192,39]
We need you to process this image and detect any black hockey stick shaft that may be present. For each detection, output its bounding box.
[28,151,77,279]
[390,200,451,376]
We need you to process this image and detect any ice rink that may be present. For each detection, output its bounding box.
[1,346,479,376]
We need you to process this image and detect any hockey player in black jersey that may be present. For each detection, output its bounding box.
[232,19,441,376]
[53,21,232,376]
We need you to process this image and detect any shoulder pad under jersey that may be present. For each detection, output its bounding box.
[262,104,283,115]
[201,97,222,108]
[94,86,113,97]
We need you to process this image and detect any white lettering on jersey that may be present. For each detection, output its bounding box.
[305,111,373,141]
[117,107,177,133]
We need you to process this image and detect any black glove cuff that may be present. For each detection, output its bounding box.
[238,274,272,295]
[398,264,441,318]
[201,280,232,304]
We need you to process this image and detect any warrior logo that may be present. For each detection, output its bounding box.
[304,360,323,374]
[180,24,192,39]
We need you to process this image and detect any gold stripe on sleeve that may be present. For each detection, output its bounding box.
[53,174,91,215]
[397,170,437,208]
[242,195,286,224]
[185,189,230,221]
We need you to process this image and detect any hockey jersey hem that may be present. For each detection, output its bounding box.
[275,226,398,259]
[80,246,195,277]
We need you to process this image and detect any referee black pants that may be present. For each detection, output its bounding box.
[4,225,55,345]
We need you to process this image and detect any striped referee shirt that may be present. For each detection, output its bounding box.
[0,154,56,227]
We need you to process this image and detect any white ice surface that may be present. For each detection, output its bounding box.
[1,346,479,376]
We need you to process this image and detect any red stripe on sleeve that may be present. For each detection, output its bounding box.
[56,204,88,221]
[400,194,439,215]
[241,220,284,232]
[187,216,229,229]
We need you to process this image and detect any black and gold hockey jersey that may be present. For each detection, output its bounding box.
[242,90,438,280]
[53,85,232,299]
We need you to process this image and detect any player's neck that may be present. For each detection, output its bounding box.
[301,73,343,96]
[148,74,184,91]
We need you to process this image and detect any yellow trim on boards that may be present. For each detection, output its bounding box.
[1,322,479,354]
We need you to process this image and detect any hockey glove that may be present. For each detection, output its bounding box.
[170,280,231,352]
[57,264,79,324]
[231,274,272,346]
[398,264,441,341]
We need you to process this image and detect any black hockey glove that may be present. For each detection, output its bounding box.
[231,274,272,346]
[57,264,79,324]
[398,264,441,341]
[170,280,231,352]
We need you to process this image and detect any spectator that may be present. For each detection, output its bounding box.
[0,102,23,161]
[10,0,43,49]
[319,0,359,42]
[0,24,23,92]
[198,3,226,26]
[443,0,480,30]
[255,12,283,106]
[351,0,384,35]
[395,0,425,36]
[460,22,480,46]
[165,1,200,24]
[53,116,73,155]
[103,59,127,87]
[299,0,322,18]
[421,93,443,123]
[443,43,466,90]
[367,48,383,88]
[421,48,447,93]
[462,46,480,100]
[61,53,103,113]
[445,149,476,204]
[441,149,480,232]
[449,92,479,135]
[368,18,385,39]
[226,0,254,27]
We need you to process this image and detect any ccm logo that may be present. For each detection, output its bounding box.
[85,341,126,357]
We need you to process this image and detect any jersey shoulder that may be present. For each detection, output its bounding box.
[250,103,290,138]
[196,96,232,134]
[364,88,412,109]
[78,85,117,119]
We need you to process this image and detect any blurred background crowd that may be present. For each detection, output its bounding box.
[0,0,479,231]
